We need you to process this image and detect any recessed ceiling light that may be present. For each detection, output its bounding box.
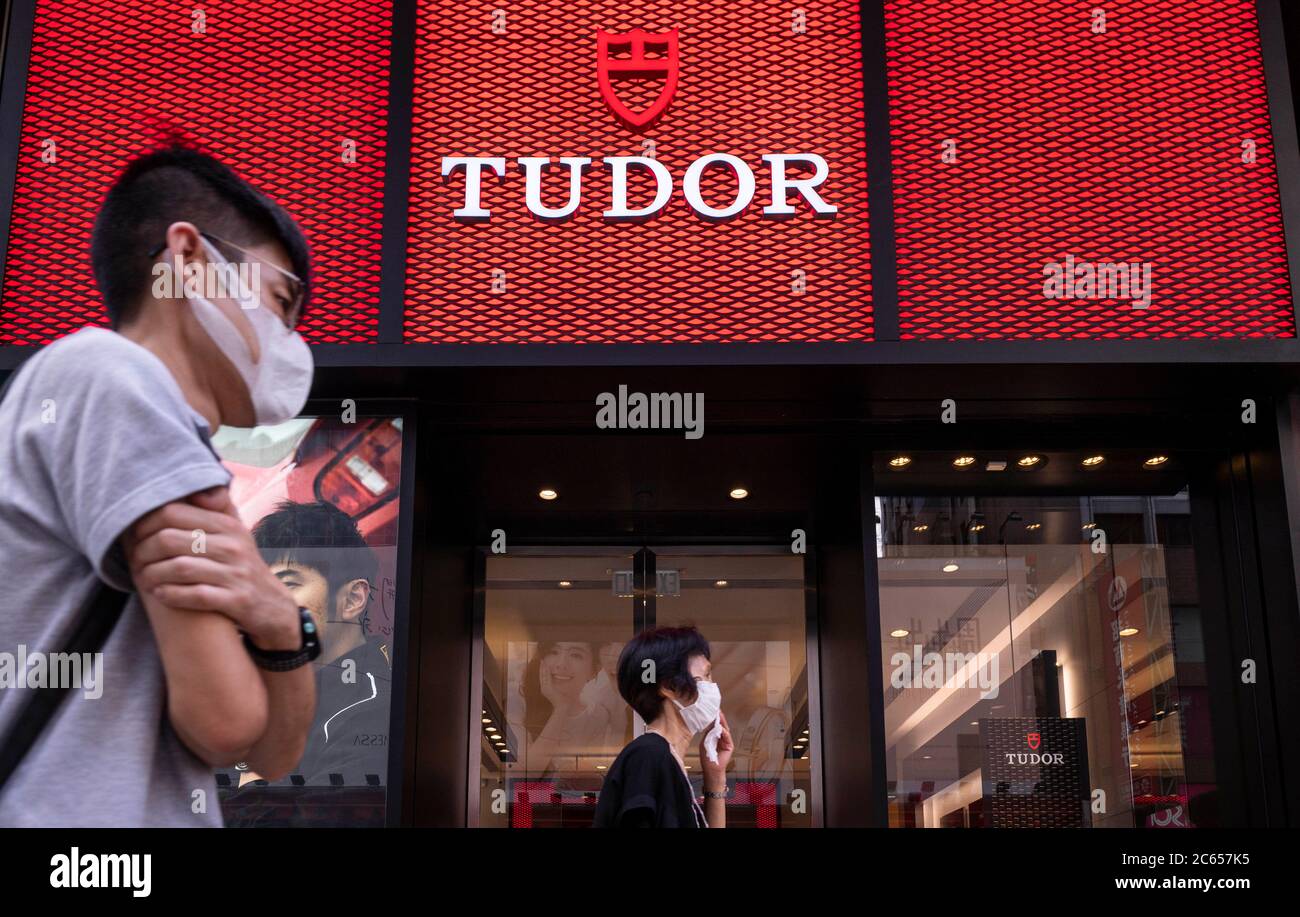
[890,628,910,638]
[969,522,986,532]
[942,562,960,573]
[482,717,491,724]
[486,726,497,733]
[558,580,573,588]
[953,455,976,467]
[1018,455,1041,467]
[729,487,749,500]
[596,764,606,771]
[970,721,979,727]
[921,755,932,760]
[913,523,929,532]
[1082,521,1097,530]
[1119,626,1140,637]
[1025,522,1042,531]
[538,488,558,500]
[1081,455,1105,467]
[714,579,728,588]
[1144,455,1169,467]
[888,455,912,468]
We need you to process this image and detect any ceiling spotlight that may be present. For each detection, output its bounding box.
[486,726,497,733]
[538,488,558,500]
[913,523,929,532]
[969,522,986,532]
[714,579,729,588]
[888,455,912,468]
[942,562,960,573]
[1081,455,1106,467]
[481,717,491,724]
[1144,455,1169,467]
[729,487,749,500]
[1119,626,1140,637]
[1017,455,1041,467]
[890,628,910,638]
[558,580,573,588]
[1025,522,1042,531]
[1081,521,1097,530]
[596,764,606,771]
[953,455,976,467]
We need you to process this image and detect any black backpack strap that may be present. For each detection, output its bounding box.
[0,587,130,789]
[0,364,133,791]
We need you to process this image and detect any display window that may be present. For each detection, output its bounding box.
[877,488,1214,828]
[210,414,407,828]
[476,548,816,827]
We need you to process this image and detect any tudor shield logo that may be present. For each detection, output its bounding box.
[1027,732,1042,751]
[596,28,679,130]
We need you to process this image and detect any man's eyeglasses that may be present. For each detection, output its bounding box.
[149,231,305,326]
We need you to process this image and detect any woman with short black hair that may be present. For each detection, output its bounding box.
[593,626,733,828]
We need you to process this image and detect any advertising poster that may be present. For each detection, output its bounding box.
[211,415,405,828]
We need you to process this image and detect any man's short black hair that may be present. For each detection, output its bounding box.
[91,143,311,328]
[615,626,711,724]
[252,501,377,626]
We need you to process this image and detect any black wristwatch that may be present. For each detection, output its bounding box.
[242,607,321,672]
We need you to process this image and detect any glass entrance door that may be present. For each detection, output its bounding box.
[475,546,816,828]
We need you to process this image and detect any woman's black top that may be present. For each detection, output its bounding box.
[593,733,707,828]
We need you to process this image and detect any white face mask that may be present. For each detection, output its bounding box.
[673,680,725,764]
[186,236,313,426]
[673,680,721,735]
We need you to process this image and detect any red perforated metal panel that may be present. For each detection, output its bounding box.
[884,0,1295,340]
[405,2,874,343]
[1,0,390,345]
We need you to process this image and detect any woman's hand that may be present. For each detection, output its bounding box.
[701,711,734,790]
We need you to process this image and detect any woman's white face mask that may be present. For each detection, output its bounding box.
[185,236,313,426]
[673,680,725,763]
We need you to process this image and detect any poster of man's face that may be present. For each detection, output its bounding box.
[210,415,405,828]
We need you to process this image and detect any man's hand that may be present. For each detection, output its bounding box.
[125,486,300,650]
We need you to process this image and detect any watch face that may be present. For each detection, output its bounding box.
[299,607,322,658]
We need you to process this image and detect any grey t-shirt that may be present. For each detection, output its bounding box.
[0,327,231,826]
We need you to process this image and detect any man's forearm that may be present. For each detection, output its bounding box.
[242,665,316,781]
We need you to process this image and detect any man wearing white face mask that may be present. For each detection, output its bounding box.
[0,146,318,826]
[593,626,735,828]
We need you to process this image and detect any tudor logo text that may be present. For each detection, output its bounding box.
[441,154,838,224]
[1004,732,1065,766]
[442,26,838,224]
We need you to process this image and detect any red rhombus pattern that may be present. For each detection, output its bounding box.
[405,1,874,343]
[884,0,1295,339]
[2,0,390,345]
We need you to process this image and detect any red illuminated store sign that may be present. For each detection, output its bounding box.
[0,0,1294,349]
[404,2,875,344]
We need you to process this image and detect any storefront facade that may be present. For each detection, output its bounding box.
[3,0,1300,828]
